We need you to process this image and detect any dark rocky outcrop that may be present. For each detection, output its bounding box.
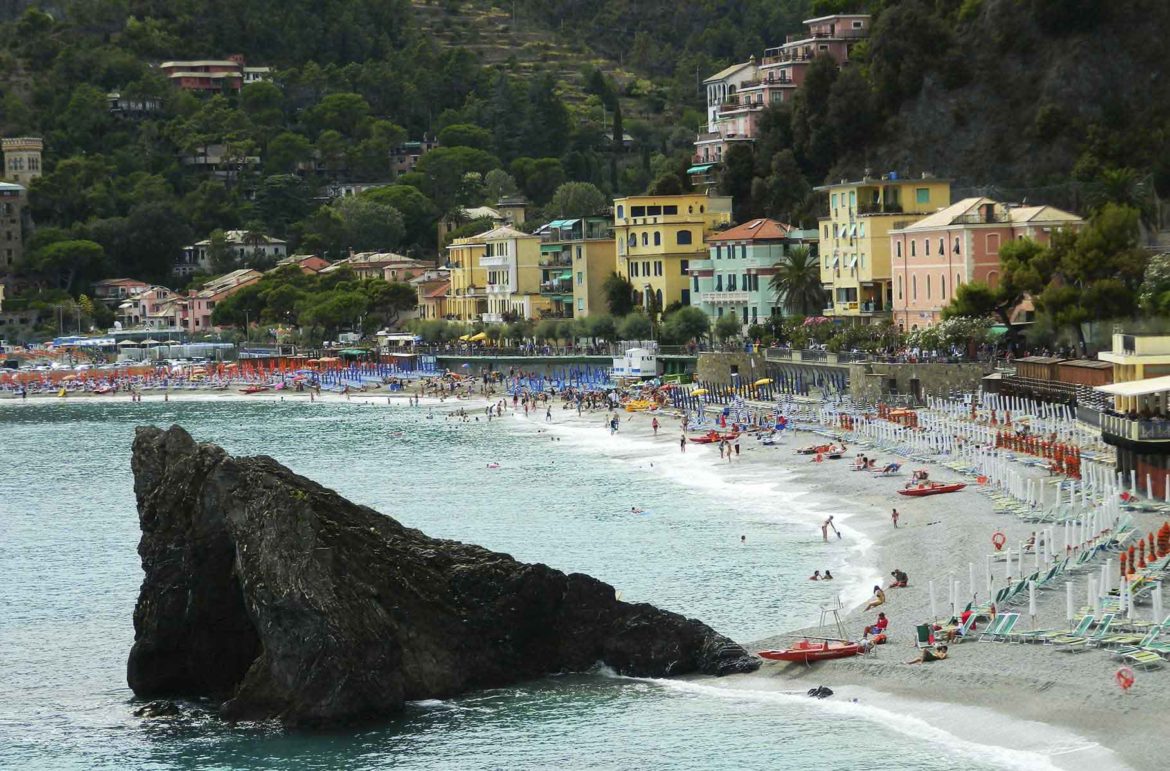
[128,425,758,725]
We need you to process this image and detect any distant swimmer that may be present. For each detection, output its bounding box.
[487,462,501,469]
[630,507,644,514]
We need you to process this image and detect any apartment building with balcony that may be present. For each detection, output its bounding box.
[445,237,488,321]
[817,174,951,324]
[614,194,733,314]
[690,218,818,328]
[889,197,1083,330]
[533,216,615,319]
[1096,333,1170,500]
[476,225,550,323]
[692,14,869,182]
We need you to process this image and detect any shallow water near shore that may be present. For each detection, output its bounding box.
[0,399,1108,769]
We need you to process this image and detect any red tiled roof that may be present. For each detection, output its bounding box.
[423,281,451,299]
[706,218,794,242]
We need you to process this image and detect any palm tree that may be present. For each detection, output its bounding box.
[770,245,826,316]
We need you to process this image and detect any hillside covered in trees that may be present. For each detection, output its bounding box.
[1,0,1168,320]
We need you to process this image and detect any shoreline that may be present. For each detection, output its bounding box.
[4,391,1165,768]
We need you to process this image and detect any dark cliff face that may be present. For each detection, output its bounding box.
[128,425,758,725]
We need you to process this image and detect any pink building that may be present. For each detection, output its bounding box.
[692,14,869,177]
[889,198,1083,330]
[180,269,263,332]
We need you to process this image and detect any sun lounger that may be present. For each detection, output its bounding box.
[1014,615,1094,644]
[1108,630,1160,659]
[914,624,934,649]
[989,612,1020,641]
[1049,612,1116,651]
[1122,650,1166,670]
[979,613,1017,642]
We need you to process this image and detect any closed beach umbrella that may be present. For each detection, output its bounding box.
[929,580,937,621]
[1088,576,1097,612]
[969,563,976,603]
[1004,548,1012,580]
[1028,581,1037,625]
[1065,581,1075,626]
[1154,582,1164,625]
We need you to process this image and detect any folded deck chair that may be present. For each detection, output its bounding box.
[1015,615,1094,644]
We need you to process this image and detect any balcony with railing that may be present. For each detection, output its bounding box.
[480,252,511,267]
[486,282,511,295]
[718,99,765,114]
[1101,413,1170,442]
[540,279,573,296]
[858,201,904,215]
[701,290,750,304]
[538,253,572,267]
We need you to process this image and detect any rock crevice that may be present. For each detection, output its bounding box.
[128,425,758,725]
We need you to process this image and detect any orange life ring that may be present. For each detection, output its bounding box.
[991,531,1007,551]
[1116,666,1135,692]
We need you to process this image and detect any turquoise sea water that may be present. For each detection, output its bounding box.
[0,400,1086,769]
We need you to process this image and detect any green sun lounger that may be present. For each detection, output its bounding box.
[1049,612,1116,651]
[914,623,934,649]
[1109,630,1160,659]
[1122,650,1166,670]
[1014,615,1094,644]
[977,614,1008,641]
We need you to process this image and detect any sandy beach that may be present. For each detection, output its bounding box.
[6,384,1166,769]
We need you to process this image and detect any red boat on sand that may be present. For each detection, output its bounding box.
[758,638,863,663]
[898,482,967,497]
[689,430,739,444]
[239,385,270,395]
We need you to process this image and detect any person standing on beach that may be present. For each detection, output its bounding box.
[891,508,900,528]
[680,434,687,453]
[652,417,659,436]
[545,406,552,422]
[734,437,741,456]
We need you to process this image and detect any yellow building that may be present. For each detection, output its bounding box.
[613,193,732,313]
[477,225,551,322]
[535,216,616,318]
[816,175,951,322]
[446,237,488,321]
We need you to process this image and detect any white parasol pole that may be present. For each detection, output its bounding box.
[969,562,976,603]
[1066,581,1075,628]
[1028,580,1037,629]
[1088,575,1097,613]
[1154,582,1164,625]
[985,553,993,598]
[929,579,938,621]
[1004,548,1012,580]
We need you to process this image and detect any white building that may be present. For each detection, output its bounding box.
[176,230,288,277]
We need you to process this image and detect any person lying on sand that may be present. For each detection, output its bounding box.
[905,645,948,664]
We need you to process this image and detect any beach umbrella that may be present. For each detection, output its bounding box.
[1065,581,1075,626]
[969,563,976,603]
[1028,581,1037,627]
[1004,549,1012,580]
[929,580,937,621]
[1088,576,1098,612]
[985,555,993,598]
[1154,583,1164,625]
[753,378,772,386]
[117,340,139,347]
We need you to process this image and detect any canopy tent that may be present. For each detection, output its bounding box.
[117,340,140,347]
[467,331,489,342]
[139,339,160,346]
[338,349,368,357]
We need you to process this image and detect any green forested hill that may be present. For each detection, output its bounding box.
[1,0,1168,303]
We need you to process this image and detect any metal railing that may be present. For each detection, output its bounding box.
[1101,413,1170,441]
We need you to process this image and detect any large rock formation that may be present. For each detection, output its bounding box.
[128,425,758,725]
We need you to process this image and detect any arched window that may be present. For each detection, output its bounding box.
[616,205,624,219]
[677,230,693,245]
[898,275,903,300]
[641,232,648,246]
[910,241,916,257]
[987,270,999,290]
[954,237,960,254]
[654,231,661,246]
[628,235,636,248]
[926,275,931,299]
[956,272,961,290]
[912,275,917,300]
[939,238,945,255]
[896,241,902,258]
[941,275,946,299]
[925,239,931,256]
[656,288,663,308]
